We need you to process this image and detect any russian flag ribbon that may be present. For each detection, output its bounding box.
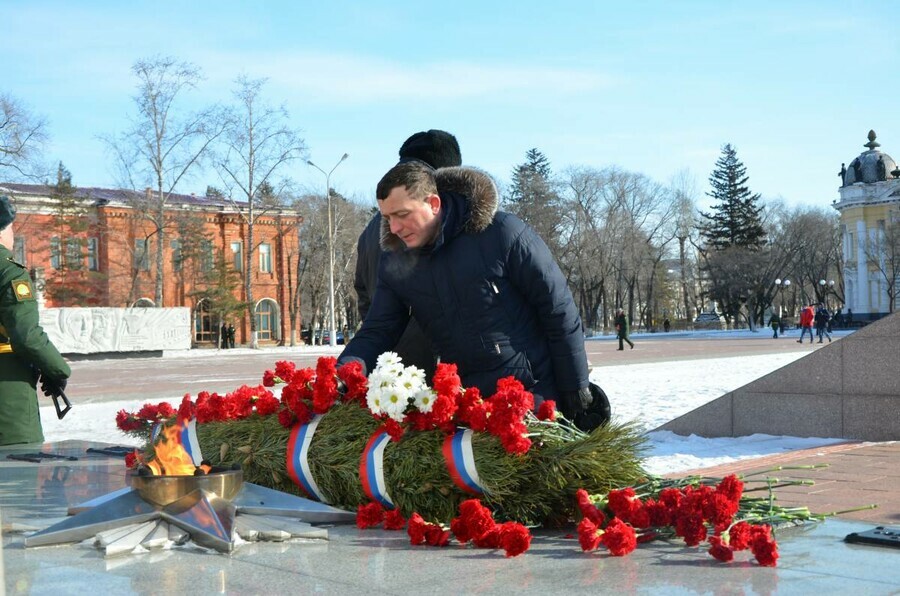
[442,429,485,495]
[150,418,204,466]
[285,415,329,503]
[359,429,394,508]
[179,418,204,466]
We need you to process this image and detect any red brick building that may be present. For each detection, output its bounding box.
[1,183,302,346]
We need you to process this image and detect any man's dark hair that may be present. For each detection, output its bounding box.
[398,130,461,169]
[376,161,438,202]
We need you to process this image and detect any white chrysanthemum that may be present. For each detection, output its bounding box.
[366,387,385,416]
[399,367,427,394]
[412,388,437,413]
[376,351,402,369]
[381,385,411,421]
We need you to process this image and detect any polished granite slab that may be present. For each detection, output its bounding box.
[3,441,900,595]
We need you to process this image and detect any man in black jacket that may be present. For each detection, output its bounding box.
[341,161,609,430]
[354,130,462,379]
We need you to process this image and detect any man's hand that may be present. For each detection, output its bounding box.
[40,376,68,399]
[573,382,611,432]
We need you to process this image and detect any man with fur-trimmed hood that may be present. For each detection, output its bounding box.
[339,161,608,430]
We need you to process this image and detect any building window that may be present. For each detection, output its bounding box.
[171,239,182,272]
[255,298,278,340]
[200,240,213,272]
[13,237,25,265]
[231,241,243,272]
[259,243,271,273]
[134,239,150,271]
[87,238,99,271]
[50,237,61,270]
[66,238,82,270]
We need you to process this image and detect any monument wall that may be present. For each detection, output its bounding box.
[39,307,192,354]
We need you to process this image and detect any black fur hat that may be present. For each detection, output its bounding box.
[398,130,461,169]
[0,195,16,231]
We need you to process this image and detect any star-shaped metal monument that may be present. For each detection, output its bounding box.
[25,481,355,554]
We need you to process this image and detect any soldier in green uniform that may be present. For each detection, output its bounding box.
[0,195,71,445]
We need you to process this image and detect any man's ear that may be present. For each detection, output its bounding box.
[426,193,441,215]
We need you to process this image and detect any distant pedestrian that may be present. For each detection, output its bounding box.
[768,313,781,338]
[227,324,236,349]
[615,308,634,350]
[815,304,832,343]
[846,308,853,327]
[220,322,228,349]
[797,304,815,344]
[663,317,670,333]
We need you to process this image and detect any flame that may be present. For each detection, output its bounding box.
[148,420,197,476]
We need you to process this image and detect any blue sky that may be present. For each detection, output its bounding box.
[4,1,898,210]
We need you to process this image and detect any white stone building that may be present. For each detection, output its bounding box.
[833,130,900,318]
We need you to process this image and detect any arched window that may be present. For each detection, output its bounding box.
[132,298,155,307]
[255,298,279,341]
[195,299,214,343]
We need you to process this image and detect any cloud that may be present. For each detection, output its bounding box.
[197,50,614,105]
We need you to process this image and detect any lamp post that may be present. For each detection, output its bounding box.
[774,278,791,317]
[819,279,835,310]
[308,153,349,347]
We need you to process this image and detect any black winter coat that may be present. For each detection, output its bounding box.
[339,167,589,403]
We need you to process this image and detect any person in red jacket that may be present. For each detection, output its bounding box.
[797,304,815,344]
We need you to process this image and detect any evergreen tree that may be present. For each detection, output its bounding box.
[505,148,562,254]
[699,144,766,250]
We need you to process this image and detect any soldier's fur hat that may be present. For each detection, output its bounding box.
[398,130,461,169]
[0,195,16,231]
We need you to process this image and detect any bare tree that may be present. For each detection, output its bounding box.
[216,76,307,348]
[670,168,700,321]
[0,92,49,180]
[104,56,225,306]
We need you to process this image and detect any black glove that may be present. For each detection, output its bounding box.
[573,382,611,432]
[556,387,592,421]
[40,376,68,399]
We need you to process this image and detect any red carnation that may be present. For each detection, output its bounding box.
[459,499,495,540]
[424,525,451,547]
[575,489,604,523]
[383,509,407,531]
[716,474,744,505]
[728,521,753,551]
[536,399,557,421]
[254,393,281,416]
[177,394,196,421]
[472,525,501,549]
[607,487,638,521]
[262,370,277,387]
[674,510,707,547]
[356,502,385,529]
[498,522,532,557]
[708,534,735,562]
[577,517,602,552]
[337,361,368,402]
[600,517,637,556]
[407,513,428,545]
[124,450,139,469]
[277,408,296,428]
[450,516,472,543]
[274,360,296,384]
[750,531,779,567]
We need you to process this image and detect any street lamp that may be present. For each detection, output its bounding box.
[308,153,349,347]
[819,279,835,310]
[774,278,791,316]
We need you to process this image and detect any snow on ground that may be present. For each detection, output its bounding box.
[41,336,849,476]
